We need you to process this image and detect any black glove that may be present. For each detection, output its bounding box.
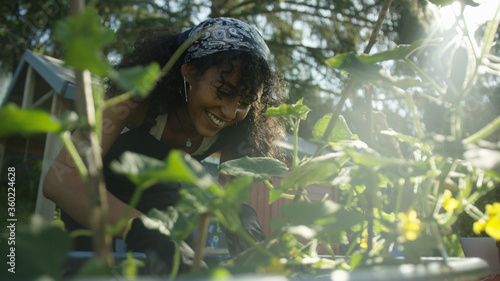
[125,217,206,276]
[225,204,266,257]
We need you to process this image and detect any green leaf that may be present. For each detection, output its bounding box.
[402,233,438,261]
[285,225,317,240]
[379,130,423,146]
[15,216,72,278]
[222,232,299,273]
[428,0,458,6]
[142,208,177,237]
[54,7,114,77]
[219,156,288,182]
[349,252,364,270]
[330,140,405,168]
[120,252,145,279]
[0,103,62,137]
[110,63,161,98]
[359,39,439,63]
[269,188,286,204]
[76,258,113,277]
[278,200,363,241]
[264,98,310,121]
[110,150,200,189]
[222,176,254,208]
[312,114,358,142]
[348,148,405,168]
[280,200,341,225]
[325,52,385,81]
[180,176,253,214]
[326,40,440,79]
[280,153,346,191]
[142,206,197,242]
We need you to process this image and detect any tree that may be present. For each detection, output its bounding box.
[3,0,465,142]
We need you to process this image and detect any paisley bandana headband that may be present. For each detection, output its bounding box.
[178,17,270,63]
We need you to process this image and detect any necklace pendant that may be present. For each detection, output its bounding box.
[186,138,192,148]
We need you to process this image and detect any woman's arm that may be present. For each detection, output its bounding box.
[43,97,149,239]
[218,145,237,185]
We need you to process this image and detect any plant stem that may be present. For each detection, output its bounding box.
[405,58,446,95]
[363,0,393,54]
[168,243,181,280]
[324,242,336,259]
[69,229,93,238]
[214,210,274,258]
[103,90,135,108]
[292,119,300,168]
[70,0,113,266]
[110,184,146,236]
[462,115,500,144]
[404,92,426,139]
[59,131,88,181]
[191,211,212,272]
[480,3,500,61]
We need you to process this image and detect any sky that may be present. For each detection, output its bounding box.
[435,0,500,32]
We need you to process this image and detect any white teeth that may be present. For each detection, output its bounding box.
[208,112,225,127]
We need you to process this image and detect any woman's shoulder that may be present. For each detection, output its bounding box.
[104,96,150,129]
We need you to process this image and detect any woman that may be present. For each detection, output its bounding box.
[43,17,286,274]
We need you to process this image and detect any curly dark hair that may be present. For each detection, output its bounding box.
[108,27,287,159]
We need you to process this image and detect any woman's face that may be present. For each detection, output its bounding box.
[182,63,259,137]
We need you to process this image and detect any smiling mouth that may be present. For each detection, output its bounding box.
[208,112,226,127]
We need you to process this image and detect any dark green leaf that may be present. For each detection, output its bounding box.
[54,7,114,76]
[219,156,288,182]
[16,216,72,278]
[180,176,253,214]
[0,103,62,137]
[221,232,299,273]
[110,150,199,189]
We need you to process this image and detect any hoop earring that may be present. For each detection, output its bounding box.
[183,76,190,103]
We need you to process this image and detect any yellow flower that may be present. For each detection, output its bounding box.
[357,230,368,249]
[473,219,486,234]
[397,209,422,242]
[257,257,293,276]
[442,189,458,212]
[474,203,500,240]
[486,203,500,218]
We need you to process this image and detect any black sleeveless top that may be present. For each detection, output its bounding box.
[62,111,233,251]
